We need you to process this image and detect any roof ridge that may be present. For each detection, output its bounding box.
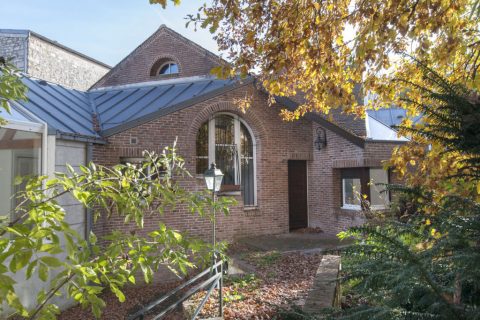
[88,75,223,92]
[90,24,226,89]
[21,73,88,93]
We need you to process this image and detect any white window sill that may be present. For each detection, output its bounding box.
[370,205,388,210]
[218,191,241,196]
[341,205,361,211]
[243,205,258,211]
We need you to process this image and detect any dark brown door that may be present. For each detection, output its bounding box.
[288,160,308,230]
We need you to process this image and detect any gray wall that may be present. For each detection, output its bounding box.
[0,32,28,70]
[28,35,109,90]
[0,30,109,90]
[55,139,87,237]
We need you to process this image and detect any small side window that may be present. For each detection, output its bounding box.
[342,178,362,210]
[340,167,390,210]
[369,168,390,209]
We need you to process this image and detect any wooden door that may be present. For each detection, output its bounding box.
[288,160,308,230]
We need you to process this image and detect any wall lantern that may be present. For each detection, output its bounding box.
[204,163,224,192]
[314,127,327,150]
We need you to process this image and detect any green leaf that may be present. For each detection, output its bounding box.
[40,256,62,268]
[38,263,48,282]
[26,260,38,279]
[111,285,125,302]
[9,250,32,272]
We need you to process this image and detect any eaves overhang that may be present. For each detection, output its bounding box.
[274,96,366,148]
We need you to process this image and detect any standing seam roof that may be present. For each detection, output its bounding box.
[13,76,244,139]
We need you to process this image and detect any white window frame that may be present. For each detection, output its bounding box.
[1,105,47,225]
[158,62,179,75]
[203,113,257,206]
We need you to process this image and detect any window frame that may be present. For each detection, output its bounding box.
[340,167,390,211]
[341,177,362,210]
[197,112,257,206]
[0,111,47,224]
[157,62,179,76]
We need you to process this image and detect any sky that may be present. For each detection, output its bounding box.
[0,0,219,67]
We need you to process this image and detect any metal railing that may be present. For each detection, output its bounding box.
[127,260,225,320]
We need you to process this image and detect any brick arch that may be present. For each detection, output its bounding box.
[149,55,182,76]
[187,101,268,148]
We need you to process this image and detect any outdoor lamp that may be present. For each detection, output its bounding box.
[204,163,224,192]
[314,127,327,150]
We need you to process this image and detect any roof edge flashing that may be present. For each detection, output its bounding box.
[89,75,248,92]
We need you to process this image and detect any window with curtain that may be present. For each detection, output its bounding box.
[196,114,256,206]
[341,167,389,210]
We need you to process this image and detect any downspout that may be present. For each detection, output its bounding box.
[85,142,93,242]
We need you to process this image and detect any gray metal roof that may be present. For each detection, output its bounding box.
[13,75,251,140]
[367,108,422,128]
[16,77,100,138]
[90,76,251,136]
[15,73,421,146]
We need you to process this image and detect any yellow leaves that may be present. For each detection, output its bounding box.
[425,219,431,226]
[187,0,478,121]
[430,228,442,239]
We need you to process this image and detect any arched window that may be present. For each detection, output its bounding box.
[150,58,180,76]
[158,62,179,75]
[196,114,256,206]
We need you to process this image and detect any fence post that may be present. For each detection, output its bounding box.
[219,262,224,317]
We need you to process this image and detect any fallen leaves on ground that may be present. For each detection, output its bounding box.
[190,250,322,320]
[57,246,322,320]
[58,280,183,320]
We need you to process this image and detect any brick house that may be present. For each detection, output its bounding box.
[0,25,409,311]
[1,25,409,245]
[87,25,407,240]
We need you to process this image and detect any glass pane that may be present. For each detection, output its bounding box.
[159,64,170,74]
[170,64,179,74]
[240,123,253,157]
[240,123,254,205]
[215,115,236,185]
[196,122,209,174]
[343,178,361,207]
[369,168,389,207]
[0,128,42,222]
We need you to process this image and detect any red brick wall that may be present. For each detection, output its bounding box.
[92,84,313,242]
[91,88,402,240]
[92,26,222,89]
[307,125,404,235]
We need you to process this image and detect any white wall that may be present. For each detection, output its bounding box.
[2,138,88,316]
